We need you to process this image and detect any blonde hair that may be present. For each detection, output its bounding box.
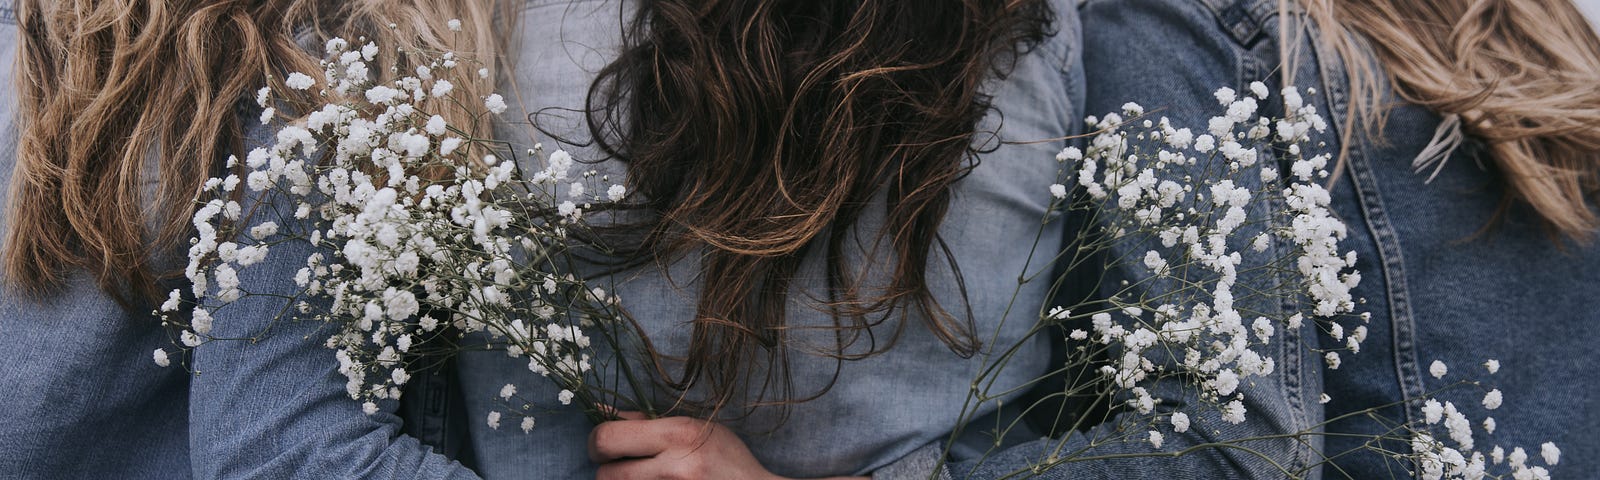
[1289,0,1600,239]
[5,0,502,303]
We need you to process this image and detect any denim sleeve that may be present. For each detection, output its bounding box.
[936,0,1325,478]
[188,110,481,480]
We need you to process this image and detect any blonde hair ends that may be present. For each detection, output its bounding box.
[1288,0,1600,239]
[4,0,503,303]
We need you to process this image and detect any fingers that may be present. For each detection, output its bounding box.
[594,454,706,480]
[588,416,701,463]
[594,458,652,480]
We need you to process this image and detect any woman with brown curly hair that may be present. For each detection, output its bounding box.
[445,0,1085,478]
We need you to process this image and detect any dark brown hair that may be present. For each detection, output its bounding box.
[586,0,1053,416]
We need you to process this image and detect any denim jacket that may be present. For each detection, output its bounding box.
[1057,0,1600,478]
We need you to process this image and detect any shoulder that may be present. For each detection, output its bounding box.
[1081,0,1288,52]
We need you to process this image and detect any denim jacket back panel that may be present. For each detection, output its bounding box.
[1087,0,1600,478]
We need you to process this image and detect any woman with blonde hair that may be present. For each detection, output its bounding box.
[1058,0,1600,477]
[1,1,493,477]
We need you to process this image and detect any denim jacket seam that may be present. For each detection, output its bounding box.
[1307,26,1427,431]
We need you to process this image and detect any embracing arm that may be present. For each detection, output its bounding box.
[187,113,481,480]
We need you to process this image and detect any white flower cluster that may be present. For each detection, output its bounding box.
[1058,85,1364,438]
[162,35,633,429]
[1407,360,1558,480]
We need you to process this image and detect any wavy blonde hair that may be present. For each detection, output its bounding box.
[5,0,502,303]
[1290,0,1600,239]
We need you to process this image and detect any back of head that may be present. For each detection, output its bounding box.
[585,0,1055,417]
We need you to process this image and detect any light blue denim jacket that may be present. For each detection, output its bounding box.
[0,8,199,479]
[1056,0,1600,478]
[425,0,1083,478]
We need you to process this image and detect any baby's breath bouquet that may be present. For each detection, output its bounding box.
[157,35,649,428]
[949,85,1558,479]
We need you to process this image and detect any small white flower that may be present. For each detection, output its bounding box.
[1430,360,1448,379]
[432,79,454,98]
[1318,393,1332,404]
[363,402,379,415]
[478,68,490,79]
[487,411,501,429]
[1482,389,1503,410]
[1214,87,1237,106]
[191,308,214,335]
[1249,81,1269,99]
[521,416,536,433]
[425,115,447,136]
[255,87,271,107]
[1325,352,1342,369]
[440,137,464,156]
[558,389,575,405]
[1484,359,1500,374]
[484,94,507,114]
[1148,430,1164,449]
[500,384,518,400]
[249,221,279,239]
[1541,442,1560,466]
[447,18,463,31]
[285,72,316,90]
[1170,412,1190,433]
[1221,399,1246,424]
[1423,399,1444,424]
[152,348,171,367]
[160,290,183,312]
[325,38,348,55]
[1049,183,1068,199]
[607,184,627,202]
[1483,417,1496,434]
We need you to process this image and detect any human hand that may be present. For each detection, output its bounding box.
[588,411,782,480]
[588,411,871,480]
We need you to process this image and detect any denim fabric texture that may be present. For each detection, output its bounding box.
[1062,0,1600,478]
[423,0,1085,478]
